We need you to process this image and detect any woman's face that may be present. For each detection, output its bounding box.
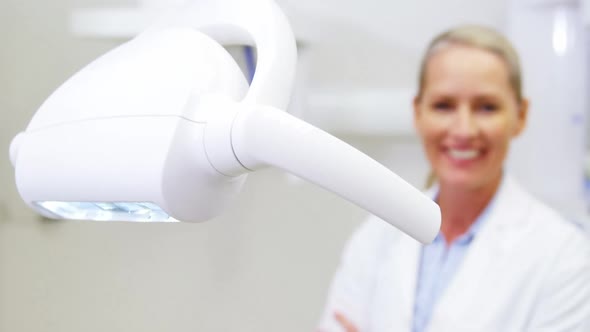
[414,44,528,191]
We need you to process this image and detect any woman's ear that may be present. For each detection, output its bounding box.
[513,98,529,137]
[413,95,422,131]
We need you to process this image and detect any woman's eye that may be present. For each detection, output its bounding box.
[478,103,498,112]
[433,102,453,111]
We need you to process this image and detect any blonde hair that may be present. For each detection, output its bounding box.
[418,25,523,189]
[417,25,523,102]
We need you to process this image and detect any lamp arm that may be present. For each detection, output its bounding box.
[148,0,296,110]
[230,106,441,244]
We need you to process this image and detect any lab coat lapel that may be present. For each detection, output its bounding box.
[379,184,440,331]
[426,176,532,331]
[380,232,422,332]
[382,186,438,332]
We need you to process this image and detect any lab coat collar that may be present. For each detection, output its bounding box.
[425,174,534,331]
[422,173,532,262]
[381,174,533,332]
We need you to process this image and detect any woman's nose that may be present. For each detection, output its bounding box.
[450,107,478,138]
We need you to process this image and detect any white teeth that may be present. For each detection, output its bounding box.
[448,149,479,160]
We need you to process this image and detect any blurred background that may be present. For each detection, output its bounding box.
[0,0,588,331]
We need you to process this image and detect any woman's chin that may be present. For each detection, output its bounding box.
[437,168,502,192]
[438,172,485,190]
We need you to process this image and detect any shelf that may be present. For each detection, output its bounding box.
[70,8,162,38]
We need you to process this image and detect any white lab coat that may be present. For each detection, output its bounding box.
[318,176,590,332]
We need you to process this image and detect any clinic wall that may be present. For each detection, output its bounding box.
[0,1,430,331]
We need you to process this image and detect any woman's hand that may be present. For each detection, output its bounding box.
[334,312,359,332]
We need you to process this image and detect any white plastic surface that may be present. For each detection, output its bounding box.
[15,116,246,222]
[230,106,441,244]
[11,0,441,243]
[27,28,246,130]
[148,0,297,110]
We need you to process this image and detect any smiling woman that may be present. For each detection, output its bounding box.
[318,25,590,332]
[413,37,529,244]
[415,27,527,202]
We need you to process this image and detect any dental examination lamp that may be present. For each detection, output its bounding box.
[8,0,440,244]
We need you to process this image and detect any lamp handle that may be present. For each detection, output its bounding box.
[231,105,441,244]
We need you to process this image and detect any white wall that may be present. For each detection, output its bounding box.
[0,1,434,331]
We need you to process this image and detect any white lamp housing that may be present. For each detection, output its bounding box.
[9,0,440,244]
